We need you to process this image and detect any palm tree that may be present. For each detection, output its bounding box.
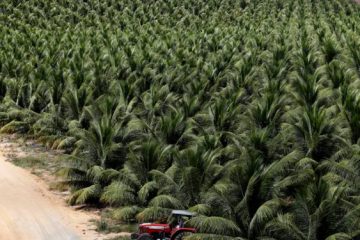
[248,92,284,131]
[321,35,340,64]
[265,178,360,240]
[344,37,360,78]
[62,86,93,122]
[291,105,341,160]
[1,0,360,239]
[341,87,360,144]
[157,109,189,146]
[184,150,308,239]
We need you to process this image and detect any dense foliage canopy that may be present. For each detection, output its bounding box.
[1,0,360,238]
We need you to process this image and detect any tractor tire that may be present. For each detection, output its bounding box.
[172,231,193,240]
[137,233,154,240]
[131,233,140,239]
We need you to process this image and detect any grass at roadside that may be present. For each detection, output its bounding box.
[93,209,137,234]
[1,135,67,186]
[3,135,63,170]
[12,153,67,187]
[12,155,47,169]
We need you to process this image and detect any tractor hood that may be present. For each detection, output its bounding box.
[139,223,170,230]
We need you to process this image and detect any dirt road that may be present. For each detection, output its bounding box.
[0,136,131,240]
[0,153,80,240]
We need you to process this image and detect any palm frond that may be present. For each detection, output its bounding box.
[188,216,241,236]
[69,184,102,205]
[112,206,142,222]
[100,181,136,206]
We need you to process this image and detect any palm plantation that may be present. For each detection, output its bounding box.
[0,0,360,239]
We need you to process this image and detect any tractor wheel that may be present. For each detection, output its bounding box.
[137,233,153,240]
[131,233,139,239]
[172,231,193,240]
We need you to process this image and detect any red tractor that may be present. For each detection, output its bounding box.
[131,210,196,240]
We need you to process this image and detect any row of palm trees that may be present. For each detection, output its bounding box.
[0,0,360,239]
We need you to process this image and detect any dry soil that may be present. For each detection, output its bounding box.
[0,137,129,240]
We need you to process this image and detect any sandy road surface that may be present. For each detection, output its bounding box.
[0,136,130,240]
[0,153,80,240]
